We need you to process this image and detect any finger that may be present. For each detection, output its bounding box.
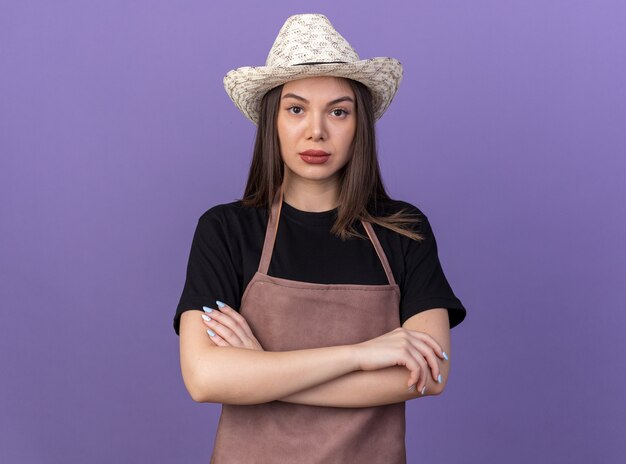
[205,326,229,347]
[206,304,265,351]
[407,356,424,388]
[411,351,429,392]
[215,302,256,339]
[203,307,248,346]
[403,355,420,388]
[400,343,425,389]
[202,313,244,347]
[398,330,440,382]
[209,304,253,341]
[406,329,446,360]
[407,339,441,383]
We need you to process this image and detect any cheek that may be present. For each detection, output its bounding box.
[339,125,356,151]
[276,117,285,140]
[277,120,297,144]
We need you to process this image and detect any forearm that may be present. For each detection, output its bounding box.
[277,356,450,408]
[186,344,358,405]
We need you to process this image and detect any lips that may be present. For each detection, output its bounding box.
[299,149,331,165]
[299,150,330,157]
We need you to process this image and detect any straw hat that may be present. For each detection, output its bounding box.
[223,13,403,125]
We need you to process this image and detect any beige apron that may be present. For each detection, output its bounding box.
[211,187,406,463]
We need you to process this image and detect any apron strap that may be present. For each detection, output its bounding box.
[258,185,397,287]
[258,186,284,275]
[362,221,397,286]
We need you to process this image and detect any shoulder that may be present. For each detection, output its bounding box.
[198,200,265,226]
[370,197,432,235]
[371,196,427,217]
[194,200,268,243]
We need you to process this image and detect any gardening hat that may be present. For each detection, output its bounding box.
[223,13,403,125]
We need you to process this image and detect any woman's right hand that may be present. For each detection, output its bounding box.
[352,327,446,392]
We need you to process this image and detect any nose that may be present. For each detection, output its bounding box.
[306,111,327,141]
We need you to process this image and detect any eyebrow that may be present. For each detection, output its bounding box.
[281,93,354,106]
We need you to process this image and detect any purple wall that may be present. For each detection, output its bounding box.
[2,1,625,462]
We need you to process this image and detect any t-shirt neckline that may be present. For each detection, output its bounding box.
[281,199,338,227]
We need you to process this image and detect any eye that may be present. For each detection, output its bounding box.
[287,105,303,115]
[331,108,349,117]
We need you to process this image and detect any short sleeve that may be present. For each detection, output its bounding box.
[399,212,467,329]
[173,209,241,335]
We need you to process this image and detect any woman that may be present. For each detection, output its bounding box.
[174,13,467,463]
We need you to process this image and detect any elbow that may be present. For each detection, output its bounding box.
[409,381,445,399]
[410,370,449,398]
[405,379,445,401]
[183,368,243,404]
[182,366,214,403]
[188,384,209,403]
[428,368,450,396]
[428,381,446,396]
[185,378,208,403]
[187,382,251,405]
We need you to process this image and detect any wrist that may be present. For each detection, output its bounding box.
[344,343,361,372]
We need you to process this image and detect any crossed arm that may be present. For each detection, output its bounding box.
[178,307,451,407]
[278,308,451,407]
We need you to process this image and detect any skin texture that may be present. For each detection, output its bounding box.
[178,76,453,406]
[277,76,356,212]
[196,305,451,407]
[181,307,450,406]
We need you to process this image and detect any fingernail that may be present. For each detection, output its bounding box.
[216,300,225,308]
[437,374,442,384]
[442,351,449,361]
[421,386,426,395]
[201,314,211,322]
[408,384,416,393]
[202,306,213,313]
[207,329,216,336]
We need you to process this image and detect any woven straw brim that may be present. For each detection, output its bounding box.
[223,57,403,125]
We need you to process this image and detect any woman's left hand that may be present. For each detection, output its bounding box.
[201,301,265,351]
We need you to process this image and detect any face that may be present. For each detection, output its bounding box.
[276,76,356,187]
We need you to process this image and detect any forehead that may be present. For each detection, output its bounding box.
[281,76,353,98]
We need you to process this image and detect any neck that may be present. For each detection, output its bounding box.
[281,176,340,212]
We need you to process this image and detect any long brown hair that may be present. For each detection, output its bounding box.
[240,78,424,242]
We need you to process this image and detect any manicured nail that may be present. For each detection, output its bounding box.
[202,306,213,313]
[201,314,211,322]
[437,374,442,384]
[216,300,225,308]
[421,386,426,395]
[442,351,449,361]
[207,329,216,336]
[408,384,416,393]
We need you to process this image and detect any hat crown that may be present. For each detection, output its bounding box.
[266,14,360,67]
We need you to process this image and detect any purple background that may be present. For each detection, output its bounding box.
[1,1,625,463]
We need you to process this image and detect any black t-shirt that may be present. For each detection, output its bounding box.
[173,197,467,335]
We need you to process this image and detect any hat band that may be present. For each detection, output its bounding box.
[293,60,348,66]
